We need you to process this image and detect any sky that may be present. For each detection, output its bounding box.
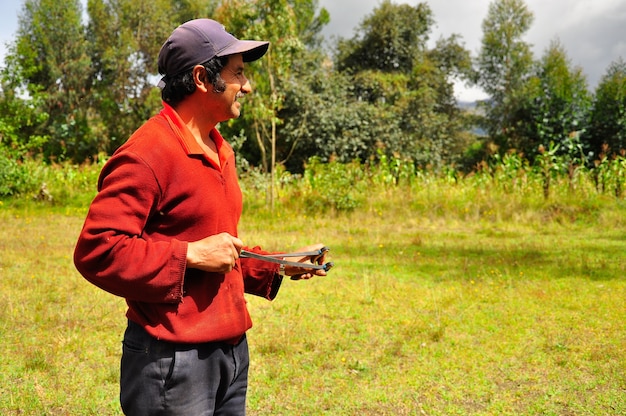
[1,0,625,101]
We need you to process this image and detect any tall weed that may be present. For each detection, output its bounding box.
[4,153,625,223]
[0,157,105,207]
[0,155,43,197]
[285,157,369,213]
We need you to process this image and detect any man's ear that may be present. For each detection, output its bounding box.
[192,65,209,92]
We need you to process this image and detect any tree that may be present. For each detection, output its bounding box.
[1,0,475,172]
[404,35,473,167]
[586,58,626,160]
[10,0,92,161]
[0,45,50,160]
[335,0,433,74]
[515,39,590,163]
[3,0,221,163]
[85,0,192,157]
[214,0,329,206]
[476,0,534,151]
[277,62,390,172]
[330,1,471,168]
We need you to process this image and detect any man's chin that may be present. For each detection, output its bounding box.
[232,104,242,118]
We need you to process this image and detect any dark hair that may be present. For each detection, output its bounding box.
[161,55,229,107]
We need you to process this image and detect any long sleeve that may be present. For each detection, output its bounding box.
[73,108,280,343]
[241,246,283,300]
[74,152,187,303]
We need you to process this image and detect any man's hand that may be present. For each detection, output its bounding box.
[283,243,330,280]
[186,233,243,273]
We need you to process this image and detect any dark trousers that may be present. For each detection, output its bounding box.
[120,320,249,416]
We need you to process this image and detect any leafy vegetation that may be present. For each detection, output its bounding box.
[587,59,626,159]
[475,0,535,152]
[3,0,624,181]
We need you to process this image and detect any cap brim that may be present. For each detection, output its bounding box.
[218,40,270,62]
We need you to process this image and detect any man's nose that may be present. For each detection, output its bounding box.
[241,77,252,94]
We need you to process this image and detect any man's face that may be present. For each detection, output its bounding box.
[213,54,251,122]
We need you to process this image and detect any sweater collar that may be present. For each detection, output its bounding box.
[160,102,234,170]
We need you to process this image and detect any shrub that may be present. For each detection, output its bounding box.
[300,157,368,213]
[0,153,40,197]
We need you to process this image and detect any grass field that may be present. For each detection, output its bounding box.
[0,171,625,415]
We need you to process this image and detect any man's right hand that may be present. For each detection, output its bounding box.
[186,233,243,273]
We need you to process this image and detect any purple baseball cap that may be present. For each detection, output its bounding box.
[158,19,269,79]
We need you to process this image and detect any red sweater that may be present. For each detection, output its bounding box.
[74,103,282,343]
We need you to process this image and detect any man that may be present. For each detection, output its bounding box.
[74,18,328,415]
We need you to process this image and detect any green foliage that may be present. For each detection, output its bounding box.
[371,151,417,186]
[216,0,322,172]
[477,0,534,96]
[399,52,470,168]
[593,154,626,198]
[13,0,93,162]
[275,68,385,172]
[0,82,50,160]
[1,0,214,163]
[335,0,433,74]
[8,154,625,210]
[272,0,474,172]
[586,58,626,159]
[1,0,625,184]
[534,142,564,199]
[514,40,591,162]
[299,157,368,213]
[214,0,330,207]
[86,0,184,156]
[0,157,103,202]
[0,154,40,197]
[477,0,535,148]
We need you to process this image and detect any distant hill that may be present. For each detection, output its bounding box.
[457,100,477,109]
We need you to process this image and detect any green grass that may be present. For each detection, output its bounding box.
[0,173,625,415]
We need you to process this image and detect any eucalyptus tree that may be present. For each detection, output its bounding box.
[476,0,534,152]
[0,46,50,161]
[4,0,220,162]
[85,0,201,156]
[586,58,626,160]
[403,35,473,167]
[515,39,591,163]
[215,0,329,168]
[9,0,92,161]
[214,0,329,206]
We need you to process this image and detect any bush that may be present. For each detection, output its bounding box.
[0,154,104,205]
[0,153,40,197]
[300,157,369,213]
